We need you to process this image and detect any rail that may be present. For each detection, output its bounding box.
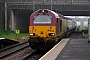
[0,41,29,59]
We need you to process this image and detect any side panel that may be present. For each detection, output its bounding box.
[68,20,73,30]
[62,19,68,32]
[56,18,68,37]
[56,18,60,35]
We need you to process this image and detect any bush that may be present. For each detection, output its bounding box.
[83,26,88,30]
[0,28,28,39]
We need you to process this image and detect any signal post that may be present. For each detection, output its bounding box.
[15,29,20,40]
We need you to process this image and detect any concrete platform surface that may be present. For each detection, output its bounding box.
[56,38,90,60]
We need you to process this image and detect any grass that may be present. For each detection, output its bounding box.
[0,28,29,39]
[84,33,88,36]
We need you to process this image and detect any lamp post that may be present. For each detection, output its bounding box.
[5,2,7,30]
[71,0,73,5]
[43,0,45,3]
[88,17,90,43]
[33,0,35,12]
[51,0,52,10]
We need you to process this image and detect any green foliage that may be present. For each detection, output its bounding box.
[83,26,88,30]
[84,33,88,36]
[18,33,28,38]
[0,28,28,39]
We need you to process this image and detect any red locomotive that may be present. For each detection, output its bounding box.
[28,9,76,50]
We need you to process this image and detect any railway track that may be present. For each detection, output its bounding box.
[19,50,37,60]
[1,48,44,60]
[0,41,29,59]
[22,51,46,60]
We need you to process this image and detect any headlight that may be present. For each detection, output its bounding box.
[51,33,54,36]
[49,33,55,36]
[30,33,35,36]
[30,33,33,36]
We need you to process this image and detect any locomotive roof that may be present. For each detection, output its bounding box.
[48,9,60,18]
[33,9,67,19]
[34,9,60,18]
[47,9,66,19]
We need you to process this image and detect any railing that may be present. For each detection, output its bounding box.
[6,0,90,6]
[43,0,90,5]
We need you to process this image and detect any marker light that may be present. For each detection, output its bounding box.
[30,33,33,36]
[30,33,35,36]
[51,33,54,36]
[49,33,55,36]
[42,10,44,12]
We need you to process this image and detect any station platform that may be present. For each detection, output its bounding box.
[39,38,90,60]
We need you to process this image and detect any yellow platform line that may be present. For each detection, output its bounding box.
[39,38,70,60]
